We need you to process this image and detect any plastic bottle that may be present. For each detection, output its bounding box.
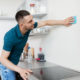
[38,48,44,61]
[37,47,46,62]
[27,47,32,63]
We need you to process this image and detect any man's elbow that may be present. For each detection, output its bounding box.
[0,56,6,63]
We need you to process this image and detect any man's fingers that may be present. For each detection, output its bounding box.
[26,72,30,75]
[23,76,27,80]
[25,74,28,78]
[27,69,33,73]
[25,71,30,75]
[66,23,72,26]
[69,19,74,22]
[26,69,33,74]
[70,21,74,24]
[69,17,73,19]
[23,75,28,80]
[68,17,74,22]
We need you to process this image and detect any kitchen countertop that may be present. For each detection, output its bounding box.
[18,60,80,80]
[18,60,57,80]
[18,59,57,69]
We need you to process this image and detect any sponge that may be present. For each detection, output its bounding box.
[72,16,77,24]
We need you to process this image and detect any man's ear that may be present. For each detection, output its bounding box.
[19,22,24,27]
[19,19,25,27]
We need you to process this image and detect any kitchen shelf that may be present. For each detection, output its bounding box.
[17,0,47,18]
[0,16,15,20]
[0,13,47,20]
[29,32,48,37]
[32,13,47,18]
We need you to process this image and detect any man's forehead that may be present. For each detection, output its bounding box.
[24,15,33,22]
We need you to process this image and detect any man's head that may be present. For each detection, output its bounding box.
[15,10,35,30]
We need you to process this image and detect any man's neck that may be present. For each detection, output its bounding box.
[19,26,28,35]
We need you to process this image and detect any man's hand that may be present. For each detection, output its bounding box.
[63,17,74,26]
[18,68,33,80]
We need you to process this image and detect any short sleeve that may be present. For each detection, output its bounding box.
[34,22,38,28]
[3,35,13,52]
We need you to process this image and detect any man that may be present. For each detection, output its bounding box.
[0,10,74,80]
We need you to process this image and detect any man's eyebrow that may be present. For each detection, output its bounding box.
[26,15,33,22]
[28,20,32,23]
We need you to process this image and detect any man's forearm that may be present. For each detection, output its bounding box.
[0,57,21,73]
[46,20,65,26]
[38,17,73,28]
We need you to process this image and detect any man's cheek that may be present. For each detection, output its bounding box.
[32,26,34,29]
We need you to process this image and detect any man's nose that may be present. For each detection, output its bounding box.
[32,21,35,24]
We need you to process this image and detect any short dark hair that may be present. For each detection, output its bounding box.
[15,10,30,22]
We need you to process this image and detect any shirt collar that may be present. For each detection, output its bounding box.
[16,24,24,38]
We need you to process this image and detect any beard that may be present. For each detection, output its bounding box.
[25,25,34,30]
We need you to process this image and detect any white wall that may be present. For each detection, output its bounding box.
[0,0,23,53]
[28,36,43,58]
[41,0,80,72]
[0,0,23,16]
[0,20,17,53]
[0,0,80,72]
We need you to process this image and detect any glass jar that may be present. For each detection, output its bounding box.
[30,3,35,15]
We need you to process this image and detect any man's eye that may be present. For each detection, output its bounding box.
[29,20,32,23]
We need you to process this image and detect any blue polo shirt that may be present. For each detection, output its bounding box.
[3,22,38,65]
